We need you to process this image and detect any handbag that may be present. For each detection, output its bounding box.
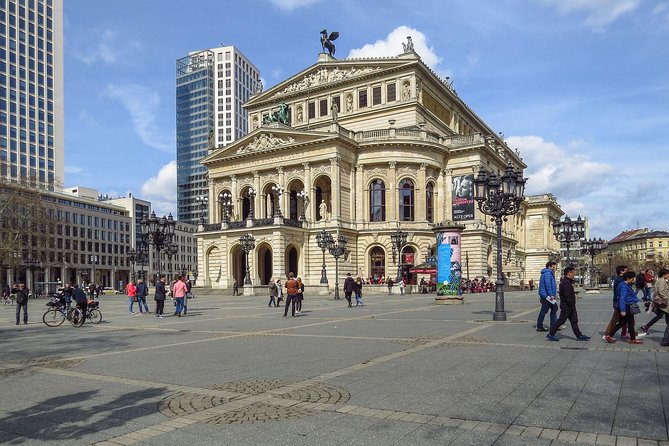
[629,303,641,315]
[185,291,194,299]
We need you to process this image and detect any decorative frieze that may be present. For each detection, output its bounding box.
[277,67,381,96]
[237,133,296,154]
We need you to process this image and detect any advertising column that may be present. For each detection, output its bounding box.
[433,222,465,304]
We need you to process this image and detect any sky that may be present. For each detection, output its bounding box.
[63,0,669,240]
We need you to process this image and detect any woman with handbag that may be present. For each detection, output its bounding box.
[611,271,643,344]
[640,268,669,335]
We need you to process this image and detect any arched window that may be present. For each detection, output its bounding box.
[398,178,414,221]
[369,247,386,282]
[426,182,434,223]
[289,190,298,220]
[369,179,385,222]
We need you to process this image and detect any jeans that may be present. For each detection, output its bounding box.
[175,297,185,315]
[644,309,668,329]
[355,292,363,306]
[128,297,136,313]
[537,298,557,328]
[283,294,297,316]
[16,302,27,324]
[268,295,277,307]
[137,296,149,313]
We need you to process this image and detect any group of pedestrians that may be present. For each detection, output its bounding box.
[343,273,364,307]
[268,274,305,317]
[125,275,191,318]
[536,261,669,345]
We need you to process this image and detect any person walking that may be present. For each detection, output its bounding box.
[268,278,279,307]
[183,279,193,315]
[135,279,149,315]
[536,261,558,332]
[172,275,189,317]
[547,267,590,342]
[283,273,299,317]
[399,278,405,295]
[603,265,629,343]
[154,276,166,318]
[295,277,305,314]
[640,268,669,335]
[354,276,364,306]
[609,271,643,344]
[276,279,283,305]
[126,281,137,315]
[233,280,239,296]
[387,277,394,295]
[643,269,655,311]
[343,273,355,308]
[13,281,29,325]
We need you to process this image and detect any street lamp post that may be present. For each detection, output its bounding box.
[297,189,309,221]
[390,229,408,282]
[239,234,256,286]
[607,251,614,287]
[552,215,585,267]
[164,243,179,279]
[140,212,176,283]
[220,191,233,222]
[246,187,256,220]
[582,238,605,288]
[327,233,348,300]
[315,229,333,284]
[24,257,42,294]
[127,249,139,281]
[271,184,284,217]
[474,164,527,321]
[196,195,209,224]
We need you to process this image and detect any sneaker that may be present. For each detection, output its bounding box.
[129,312,134,315]
[558,325,565,331]
[546,334,559,342]
[636,331,647,337]
[577,335,591,341]
[603,335,616,344]
[158,315,163,319]
[640,326,649,335]
[536,327,548,332]
[629,339,643,344]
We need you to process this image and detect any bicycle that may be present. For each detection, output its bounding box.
[42,297,84,327]
[2,294,13,305]
[82,300,103,324]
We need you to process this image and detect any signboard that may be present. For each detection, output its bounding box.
[436,231,462,296]
[452,174,475,221]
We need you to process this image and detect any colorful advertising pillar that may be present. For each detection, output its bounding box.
[433,222,465,304]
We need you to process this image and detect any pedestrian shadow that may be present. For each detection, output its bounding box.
[0,386,168,443]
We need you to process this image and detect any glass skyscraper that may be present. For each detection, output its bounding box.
[0,0,63,189]
[176,45,260,225]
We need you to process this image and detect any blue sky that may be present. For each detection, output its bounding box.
[63,0,668,240]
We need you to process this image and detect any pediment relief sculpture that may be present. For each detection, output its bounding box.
[277,67,381,96]
[237,133,296,154]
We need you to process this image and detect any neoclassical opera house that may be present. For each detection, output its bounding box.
[197,44,563,290]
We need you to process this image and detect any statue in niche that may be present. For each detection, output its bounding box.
[345,94,353,113]
[319,199,329,221]
[296,106,303,123]
[402,36,414,53]
[330,101,339,123]
[402,81,411,101]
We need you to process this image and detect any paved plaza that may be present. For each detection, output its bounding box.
[1,288,668,445]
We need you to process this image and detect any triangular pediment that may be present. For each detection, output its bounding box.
[245,54,420,109]
[201,124,345,166]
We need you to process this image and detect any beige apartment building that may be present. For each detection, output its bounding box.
[196,45,564,290]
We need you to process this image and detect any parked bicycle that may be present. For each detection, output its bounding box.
[2,294,13,305]
[42,296,84,327]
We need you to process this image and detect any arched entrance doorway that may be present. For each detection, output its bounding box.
[286,245,299,277]
[256,243,273,285]
[231,245,245,287]
[369,246,385,283]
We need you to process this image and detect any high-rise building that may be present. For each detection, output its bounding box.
[176,44,261,225]
[0,0,63,189]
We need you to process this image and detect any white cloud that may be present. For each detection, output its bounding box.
[507,135,613,199]
[64,165,82,174]
[269,0,319,11]
[347,26,442,71]
[540,0,641,29]
[140,161,177,217]
[71,29,121,65]
[105,84,174,152]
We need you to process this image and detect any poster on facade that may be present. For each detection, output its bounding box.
[436,232,462,296]
[452,174,475,221]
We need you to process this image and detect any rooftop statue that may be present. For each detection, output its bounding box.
[320,29,339,57]
[402,36,414,53]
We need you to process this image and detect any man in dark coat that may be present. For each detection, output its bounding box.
[343,273,355,307]
[547,267,590,341]
[72,283,88,322]
[154,276,166,318]
[135,279,149,314]
[13,281,29,325]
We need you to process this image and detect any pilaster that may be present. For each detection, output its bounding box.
[417,163,427,221]
[388,161,397,222]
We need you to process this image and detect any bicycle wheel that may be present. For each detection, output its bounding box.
[43,309,65,327]
[69,308,85,327]
[89,309,102,324]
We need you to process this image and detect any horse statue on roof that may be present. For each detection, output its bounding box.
[320,29,339,57]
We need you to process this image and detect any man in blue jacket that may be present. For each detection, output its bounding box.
[536,261,558,332]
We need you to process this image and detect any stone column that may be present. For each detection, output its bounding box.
[231,174,238,221]
[330,157,341,221]
[433,222,465,304]
[417,163,427,221]
[303,162,311,221]
[388,161,397,222]
[277,167,286,217]
[253,171,261,218]
[355,164,365,224]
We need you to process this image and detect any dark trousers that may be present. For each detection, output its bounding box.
[296,295,303,312]
[283,294,297,316]
[16,302,27,323]
[137,296,149,313]
[268,296,277,307]
[605,308,627,336]
[611,310,637,340]
[644,309,669,329]
[155,300,165,315]
[550,305,582,337]
[344,292,352,307]
[537,298,557,328]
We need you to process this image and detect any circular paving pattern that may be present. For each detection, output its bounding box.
[158,379,350,424]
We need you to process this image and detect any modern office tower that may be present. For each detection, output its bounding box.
[176,44,261,225]
[0,0,63,189]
